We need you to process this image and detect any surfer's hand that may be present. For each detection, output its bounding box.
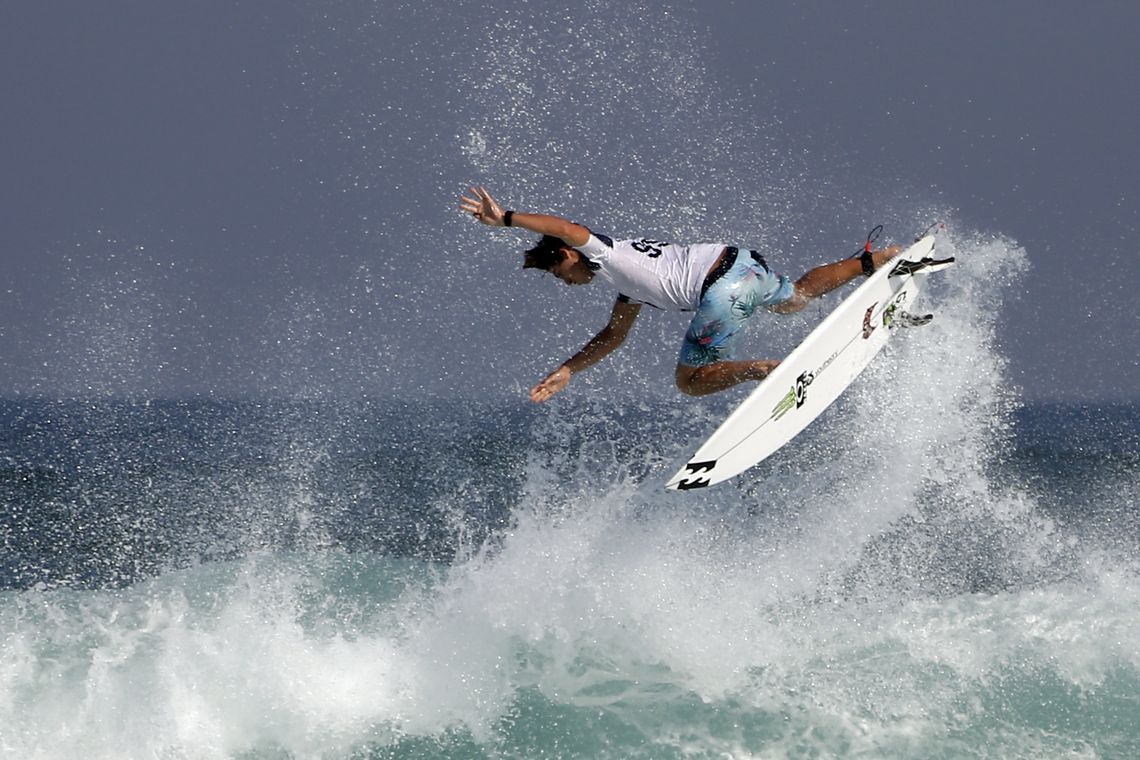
[459,186,506,227]
[530,366,571,403]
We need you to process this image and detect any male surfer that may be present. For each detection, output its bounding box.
[460,186,902,403]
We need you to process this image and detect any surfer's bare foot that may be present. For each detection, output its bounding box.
[871,245,903,270]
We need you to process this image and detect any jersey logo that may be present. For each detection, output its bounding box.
[630,238,667,258]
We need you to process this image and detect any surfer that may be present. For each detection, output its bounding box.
[460,186,902,402]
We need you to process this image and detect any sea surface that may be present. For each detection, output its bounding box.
[4,225,1139,760]
[2,383,1138,759]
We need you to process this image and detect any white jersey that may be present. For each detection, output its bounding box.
[575,233,724,311]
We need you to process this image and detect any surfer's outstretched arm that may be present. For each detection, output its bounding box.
[530,298,641,403]
[460,186,589,247]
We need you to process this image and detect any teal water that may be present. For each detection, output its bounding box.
[4,541,1138,758]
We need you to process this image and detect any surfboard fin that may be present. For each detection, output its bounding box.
[893,311,934,328]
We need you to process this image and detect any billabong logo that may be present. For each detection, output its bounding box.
[862,302,878,339]
[675,460,716,490]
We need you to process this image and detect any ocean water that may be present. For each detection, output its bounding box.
[3,232,1139,759]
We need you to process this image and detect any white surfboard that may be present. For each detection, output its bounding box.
[665,235,954,490]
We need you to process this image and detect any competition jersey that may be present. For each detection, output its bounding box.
[575,233,724,311]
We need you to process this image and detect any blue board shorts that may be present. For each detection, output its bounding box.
[678,249,795,367]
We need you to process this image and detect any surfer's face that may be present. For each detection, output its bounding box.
[551,249,594,285]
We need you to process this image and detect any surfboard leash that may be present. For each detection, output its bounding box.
[851,224,883,277]
[917,220,947,240]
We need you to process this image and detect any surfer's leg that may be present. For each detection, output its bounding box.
[771,246,903,314]
[675,255,789,396]
[675,360,780,397]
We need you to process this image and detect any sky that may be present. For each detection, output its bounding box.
[1,0,1137,403]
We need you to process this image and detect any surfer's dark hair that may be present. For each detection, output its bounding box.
[522,235,569,271]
